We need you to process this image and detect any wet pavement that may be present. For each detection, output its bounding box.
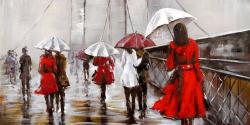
[0,69,204,125]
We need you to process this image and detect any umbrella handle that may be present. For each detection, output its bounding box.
[167,25,174,40]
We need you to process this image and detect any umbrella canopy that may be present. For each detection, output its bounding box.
[75,50,88,61]
[115,33,156,49]
[145,8,196,38]
[85,42,119,57]
[35,36,70,52]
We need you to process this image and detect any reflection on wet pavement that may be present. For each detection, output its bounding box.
[0,71,204,125]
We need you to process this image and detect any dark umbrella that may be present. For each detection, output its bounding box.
[75,50,88,61]
[115,33,156,49]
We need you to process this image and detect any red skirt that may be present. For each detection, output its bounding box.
[152,70,206,119]
[35,73,58,95]
[93,67,114,85]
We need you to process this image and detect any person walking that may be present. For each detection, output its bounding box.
[35,50,58,115]
[83,55,90,80]
[54,51,70,115]
[19,47,32,99]
[120,48,141,118]
[5,50,18,83]
[92,56,115,104]
[136,49,150,118]
[152,23,205,125]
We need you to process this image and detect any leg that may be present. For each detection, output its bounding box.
[14,71,16,82]
[49,94,54,111]
[60,89,65,114]
[131,87,137,116]
[86,68,89,80]
[142,83,148,111]
[186,118,193,125]
[83,69,87,80]
[100,83,106,103]
[26,77,30,97]
[55,92,59,111]
[21,79,26,97]
[44,95,49,112]
[181,118,193,125]
[124,87,131,115]
[137,85,143,111]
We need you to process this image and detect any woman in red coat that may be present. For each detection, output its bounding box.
[35,50,58,115]
[152,23,205,125]
[92,57,115,104]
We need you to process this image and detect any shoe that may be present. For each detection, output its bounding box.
[48,108,53,116]
[139,111,145,119]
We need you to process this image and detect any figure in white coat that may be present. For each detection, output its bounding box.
[120,48,141,118]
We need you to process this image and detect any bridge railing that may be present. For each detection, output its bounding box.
[147,56,250,125]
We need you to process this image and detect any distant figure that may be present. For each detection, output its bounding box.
[83,55,92,97]
[5,50,18,83]
[120,48,141,119]
[69,51,75,74]
[35,50,58,116]
[83,56,90,80]
[75,56,80,83]
[92,56,115,104]
[152,23,205,125]
[54,51,70,115]
[136,49,150,118]
[19,47,32,99]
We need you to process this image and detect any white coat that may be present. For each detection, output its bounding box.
[120,50,141,88]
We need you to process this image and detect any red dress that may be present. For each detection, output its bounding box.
[152,38,205,119]
[35,55,58,95]
[92,57,114,85]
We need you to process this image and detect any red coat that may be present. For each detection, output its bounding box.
[152,38,205,119]
[92,57,114,85]
[35,55,58,95]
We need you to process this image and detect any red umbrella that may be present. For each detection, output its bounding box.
[115,33,156,49]
[75,50,88,61]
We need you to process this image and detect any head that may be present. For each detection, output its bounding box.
[9,50,14,56]
[55,51,60,55]
[44,50,52,56]
[22,47,28,54]
[7,50,11,55]
[126,48,133,54]
[173,23,188,46]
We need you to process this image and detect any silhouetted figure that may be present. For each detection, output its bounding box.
[136,49,150,118]
[83,56,90,80]
[19,47,32,99]
[5,50,18,83]
[54,51,70,115]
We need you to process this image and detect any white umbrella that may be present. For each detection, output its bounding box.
[145,8,196,40]
[85,42,119,57]
[35,36,70,52]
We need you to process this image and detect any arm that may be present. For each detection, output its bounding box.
[93,57,99,66]
[38,57,43,74]
[52,57,57,74]
[121,51,126,68]
[166,42,175,71]
[109,57,115,70]
[193,42,204,85]
[29,56,32,71]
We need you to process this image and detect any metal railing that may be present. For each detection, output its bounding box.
[147,56,250,125]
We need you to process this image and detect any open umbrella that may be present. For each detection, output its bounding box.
[145,8,196,38]
[85,42,119,57]
[75,50,88,61]
[115,33,156,49]
[35,36,70,52]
